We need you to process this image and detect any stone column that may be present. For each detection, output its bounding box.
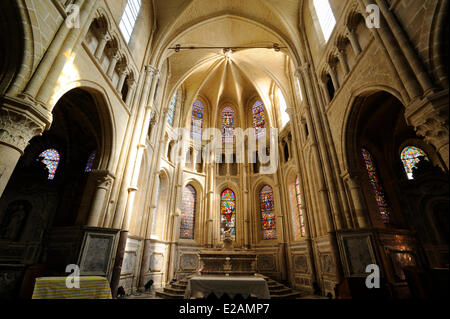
[405,91,449,169]
[343,172,370,229]
[125,79,137,105]
[122,144,146,231]
[206,166,214,247]
[110,230,128,298]
[166,172,182,282]
[94,32,110,60]
[273,183,285,242]
[374,0,434,94]
[86,170,114,227]
[320,81,331,105]
[336,49,350,76]
[328,65,339,92]
[21,0,94,100]
[146,171,161,237]
[296,65,345,282]
[112,66,157,230]
[345,26,362,56]
[0,98,47,197]
[286,106,312,236]
[358,0,422,100]
[116,68,128,92]
[107,51,120,78]
[286,103,319,287]
[295,67,338,231]
[242,162,249,248]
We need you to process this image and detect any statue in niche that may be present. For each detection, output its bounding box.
[221,220,234,250]
[0,200,31,241]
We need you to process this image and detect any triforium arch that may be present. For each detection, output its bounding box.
[50,83,116,172]
[342,87,449,287]
[0,87,116,278]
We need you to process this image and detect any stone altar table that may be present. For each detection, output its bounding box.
[198,249,257,276]
[184,276,270,299]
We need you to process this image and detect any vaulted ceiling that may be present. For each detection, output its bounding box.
[149,0,304,126]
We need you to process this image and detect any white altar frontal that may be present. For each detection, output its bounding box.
[184,276,270,299]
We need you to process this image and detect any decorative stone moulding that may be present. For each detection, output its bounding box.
[0,98,48,153]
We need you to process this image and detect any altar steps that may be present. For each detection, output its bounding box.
[262,277,304,299]
[155,275,305,299]
[155,277,190,299]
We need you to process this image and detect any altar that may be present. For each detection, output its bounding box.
[198,249,257,276]
[184,276,270,299]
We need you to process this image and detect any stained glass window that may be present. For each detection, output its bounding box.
[85,151,96,172]
[260,185,277,239]
[252,100,266,139]
[222,106,235,144]
[361,148,391,223]
[167,92,177,126]
[191,100,204,141]
[400,146,429,180]
[289,176,305,240]
[38,149,60,180]
[180,185,196,239]
[220,189,236,240]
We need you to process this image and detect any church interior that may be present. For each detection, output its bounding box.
[0,0,448,300]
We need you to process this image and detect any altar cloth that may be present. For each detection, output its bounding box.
[32,276,112,299]
[184,276,270,299]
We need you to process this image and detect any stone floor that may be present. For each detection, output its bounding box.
[124,290,163,299]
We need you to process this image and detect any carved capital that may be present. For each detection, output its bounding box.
[336,49,346,59]
[117,63,129,75]
[285,107,296,117]
[150,110,158,126]
[146,65,159,77]
[106,48,120,60]
[0,107,46,153]
[405,92,449,151]
[342,169,364,187]
[299,63,310,76]
[100,33,111,42]
[345,25,357,38]
[127,78,136,88]
[91,169,114,190]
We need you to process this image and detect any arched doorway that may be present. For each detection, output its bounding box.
[0,88,114,296]
[344,90,449,297]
